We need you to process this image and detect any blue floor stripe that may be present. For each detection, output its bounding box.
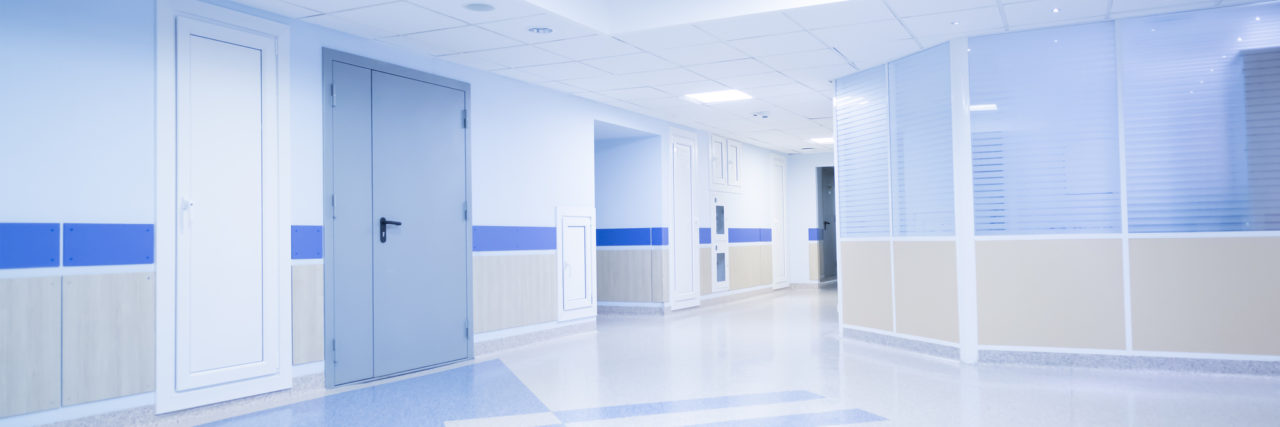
[689,408,887,426]
[553,390,823,422]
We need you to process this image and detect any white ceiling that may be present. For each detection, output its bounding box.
[233,0,1260,153]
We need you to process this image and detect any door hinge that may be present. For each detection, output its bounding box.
[331,194,336,219]
[461,109,467,128]
[465,325,470,339]
[463,201,468,221]
[331,339,337,363]
[330,84,335,107]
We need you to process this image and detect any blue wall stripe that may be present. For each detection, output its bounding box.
[808,228,821,241]
[727,228,772,243]
[473,226,556,251]
[63,223,153,266]
[699,227,711,244]
[597,227,669,246]
[291,225,323,259]
[554,391,823,423]
[0,223,60,269]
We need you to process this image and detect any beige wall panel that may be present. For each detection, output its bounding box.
[651,248,669,303]
[474,253,557,333]
[729,245,757,290]
[62,272,155,406]
[893,241,959,343]
[1131,237,1280,355]
[292,264,324,364]
[976,239,1125,349]
[809,242,820,281]
[597,249,653,302]
[700,247,712,295]
[759,246,772,285]
[0,276,60,417]
[840,241,893,331]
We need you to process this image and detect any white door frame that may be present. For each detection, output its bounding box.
[669,129,700,310]
[710,193,731,293]
[155,0,292,413]
[556,207,596,321]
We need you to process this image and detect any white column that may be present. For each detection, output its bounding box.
[950,38,980,364]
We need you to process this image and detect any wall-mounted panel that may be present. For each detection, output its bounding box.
[700,246,712,295]
[834,66,891,238]
[63,223,154,266]
[893,241,958,343]
[840,241,892,331]
[290,225,323,259]
[0,276,60,417]
[474,253,557,333]
[729,244,771,290]
[62,272,155,405]
[0,223,59,269]
[976,239,1124,349]
[891,44,954,236]
[292,264,323,364]
[472,226,557,251]
[598,248,654,302]
[808,241,820,281]
[1130,237,1280,355]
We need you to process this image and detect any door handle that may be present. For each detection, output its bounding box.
[379,217,402,243]
[823,221,830,230]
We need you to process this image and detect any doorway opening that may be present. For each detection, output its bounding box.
[817,166,838,284]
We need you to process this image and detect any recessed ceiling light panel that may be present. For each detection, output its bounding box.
[685,89,753,104]
[465,3,495,12]
[528,27,554,34]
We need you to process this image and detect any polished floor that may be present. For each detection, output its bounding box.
[205,286,1280,426]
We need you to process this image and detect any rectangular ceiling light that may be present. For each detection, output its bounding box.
[685,89,753,104]
[811,137,835,144]
[969,103,999,111]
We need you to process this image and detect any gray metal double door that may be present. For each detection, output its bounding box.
[328,57,470,386]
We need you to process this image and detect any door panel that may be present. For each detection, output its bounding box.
[672,139,698,306]
[561,220,590,311]
[771,159,786,285]
[371,71,468,376]
[331,61,374,385]
[820,167,838,280]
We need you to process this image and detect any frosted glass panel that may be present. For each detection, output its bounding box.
[891,44,954,236]
[969,23,1121,235]
[835,66,891,238]
[1120,4,1280,232]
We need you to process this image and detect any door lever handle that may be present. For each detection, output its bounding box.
[379,217,402,243]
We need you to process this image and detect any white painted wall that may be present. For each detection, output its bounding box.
[595,137,662,229]
[0,0,155,223]
[716,143,783,229]
[785,152,834,283]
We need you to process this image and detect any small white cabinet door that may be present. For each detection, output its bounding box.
[558,208,596,320]
[726,140,742,187]
[710,136,726,186]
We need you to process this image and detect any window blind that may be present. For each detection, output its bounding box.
[835,65,891,238]
[1119,4,1280,232]
[891,44,955,236]
[969,23,1122,235]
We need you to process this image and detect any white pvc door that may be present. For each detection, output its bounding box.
[670,133,699,309]
[771,157,787,287]
[558,208,595,320]
[158,9,291,413]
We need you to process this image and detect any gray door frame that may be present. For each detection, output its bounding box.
[321,48,473,388]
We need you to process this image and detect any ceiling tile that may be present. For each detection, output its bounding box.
[615,24,719,50]
[325,2,464,36]
[767,91,834,118]
[408,0,545,23]
[583,53,677,74]
[536,35,641,60]
[396,25,522,55]
[231,0,321,18]
[492,67,547,82]
[756,48,849,70]
[810,20,914,50]
[1109,0,1216,15]
[687,58,774,79]
[623,68,706,86]
[747,82,820,97]
[286,0,387,13]
[598,87,672,100]
[444,45,569,68]
[538,81,583,92]
[716,72,797,89]
[780,63,857,88]
[1003,0,1110,29]
[304,14,396,38]
[695,11,804,41]
[480,13,597,43]
[884,0,1000,17]
[439,51,508,70]
[901,7,1006,38]
[784,0,897,29]
[727,31,828,57]
[834,37,918,68]
[652,43,749,66]
[654,80,730,96]
[516,61,610,81]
